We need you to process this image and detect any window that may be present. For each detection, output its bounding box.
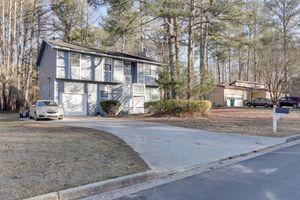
[81,54,92,80]
[137,63,144,84]
[124,62,131,75]
[144,64,157,76]
[124,62,131,85]
[144,65,151,76]
[99,85,111,99]
[144,64,158,85]
[145,88,160,101]
[100,90,108,98]
[57,51,68,78]
[70,52,80,68]
[94,57,102,81]
[70,52,80,79]
[37,101,58,107]
[104,58,112,82]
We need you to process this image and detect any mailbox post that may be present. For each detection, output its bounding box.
[272,105,289,132]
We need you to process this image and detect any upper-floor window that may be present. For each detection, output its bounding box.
[124,62,131,75]
[124,62,131,85]
[144,64,158,85]
[70,52,80,79]
[104,58,112,82]
[81,54,92,80]
[144,64,158,77]
[57,51,68,78]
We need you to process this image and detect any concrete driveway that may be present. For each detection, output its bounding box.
[52,117,284,172]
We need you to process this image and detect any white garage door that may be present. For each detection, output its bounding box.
[61,93,87,115]
[226,95,243,107]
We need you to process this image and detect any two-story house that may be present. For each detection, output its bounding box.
[37,39,161,115]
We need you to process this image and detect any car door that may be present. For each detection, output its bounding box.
[256,98,263,106]
[260,98,267,106]
[287,97,295,107]
[279,97,287,107]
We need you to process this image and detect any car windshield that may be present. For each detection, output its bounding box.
[37,101,58,107]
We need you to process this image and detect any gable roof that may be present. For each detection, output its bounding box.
[216,83,268,91]
[37,39,163,66]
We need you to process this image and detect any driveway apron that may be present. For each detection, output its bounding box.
[52,117,284,172]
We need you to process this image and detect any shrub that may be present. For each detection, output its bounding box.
[144,100,211,115]
[100,100,121,116]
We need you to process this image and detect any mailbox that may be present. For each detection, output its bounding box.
[275,108,290,114]
[273,106,289,132]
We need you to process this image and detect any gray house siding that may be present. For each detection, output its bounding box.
[39,44,56,100]
[38,40,161,115]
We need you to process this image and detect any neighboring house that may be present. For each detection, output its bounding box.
[208,80,270,107]
[37,39,161,115]
[291,77,300,97]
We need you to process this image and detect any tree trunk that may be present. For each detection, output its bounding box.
[246,49,250,81]
[228,48,231,83]
[187,0,194,100]
[7,0,12,76]
[17,0,23,91]
[10,0,17,76]
[200,16,208,73]
[238,47,242,80]
[1,0,6,72]
[217,55,221,84]
[173,17,180,99]
[166,17,176,99]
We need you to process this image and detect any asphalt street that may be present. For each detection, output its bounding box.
[116,143,300,200]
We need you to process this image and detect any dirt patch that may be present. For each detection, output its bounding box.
[134,108,300,137]
[0,114,148,200]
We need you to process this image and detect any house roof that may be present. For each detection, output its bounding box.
[229,80,264,86]
[216,84,268,91]
[37,39,163,66]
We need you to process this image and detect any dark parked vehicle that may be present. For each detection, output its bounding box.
[278,96,300,108]
[246,98,273,108]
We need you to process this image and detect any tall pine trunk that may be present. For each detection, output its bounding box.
[187,0,194,100]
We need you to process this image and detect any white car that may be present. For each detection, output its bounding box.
[30,100,64,121]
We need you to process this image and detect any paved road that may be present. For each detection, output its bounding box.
[53,117,284,172]
[116,143,300,200]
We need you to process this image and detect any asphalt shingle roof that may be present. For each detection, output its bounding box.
[38,39,162,65]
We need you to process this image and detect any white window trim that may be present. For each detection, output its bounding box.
[68,52,71,79]
[56,50,67,78]
[104,57,113,82]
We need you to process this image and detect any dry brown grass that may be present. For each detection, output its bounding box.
[134,108,300,137]
[0,113,148,200]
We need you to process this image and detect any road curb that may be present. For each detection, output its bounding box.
[285,133,300,143]
[82,140,300,200]
[23,134,300,200]
[23,192,59,200]
[23,170,157,200]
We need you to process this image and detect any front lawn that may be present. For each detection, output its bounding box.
[0,113,148,200]
[136,108,300,137]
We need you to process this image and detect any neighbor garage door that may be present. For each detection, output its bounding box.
[61,93,87,115]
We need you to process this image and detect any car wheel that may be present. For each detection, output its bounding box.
[293,104,298,109]
[29,115,33,119]
[264,104,269,108]
[58,117,63,120]
[246,103,251,107]
[34,113,39,121]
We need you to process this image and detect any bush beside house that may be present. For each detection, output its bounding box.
[144,100,212,115]
[100,100,121,116]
